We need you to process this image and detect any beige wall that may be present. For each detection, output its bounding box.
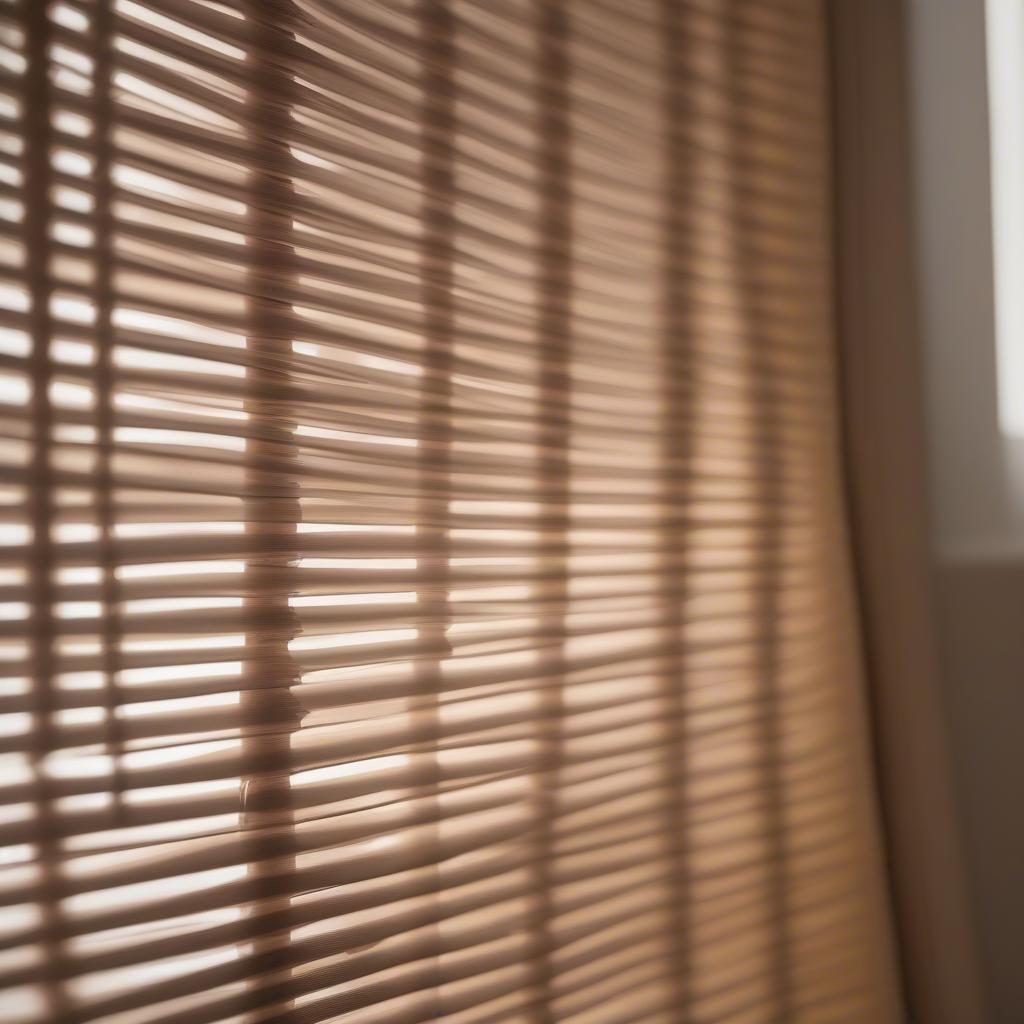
[907,1,1024,1019]
[932,563,1024,1023]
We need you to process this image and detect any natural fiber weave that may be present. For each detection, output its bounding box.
[0,1,900,1021]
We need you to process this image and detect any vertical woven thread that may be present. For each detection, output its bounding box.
[415,0,456,1015]
[723,5,795,1012]
[657,0,695,1012]
[92,0,127,821]
[241,3,304,1017]
[530,2,573,1018]
[22,2,68,1016]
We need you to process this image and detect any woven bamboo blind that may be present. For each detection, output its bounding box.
[0,0,901,1021]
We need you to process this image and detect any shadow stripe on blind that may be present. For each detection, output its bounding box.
[0,1,900,1022]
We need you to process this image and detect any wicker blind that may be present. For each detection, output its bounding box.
[0,1,901,1021]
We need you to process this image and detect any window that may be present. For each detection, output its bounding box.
[986,0,1024,438]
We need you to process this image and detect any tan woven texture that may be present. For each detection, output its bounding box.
[0,2,900,1021]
